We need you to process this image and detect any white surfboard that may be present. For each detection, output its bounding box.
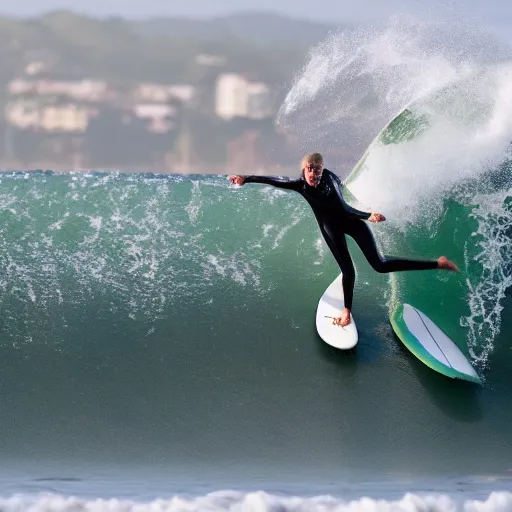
[390,303,481,384]
[316,273,358,349]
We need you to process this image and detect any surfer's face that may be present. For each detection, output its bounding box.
[304,162,323,187]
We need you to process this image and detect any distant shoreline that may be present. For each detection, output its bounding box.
[0,160,301,177]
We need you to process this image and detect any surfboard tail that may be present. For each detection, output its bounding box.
[316,273,358,350]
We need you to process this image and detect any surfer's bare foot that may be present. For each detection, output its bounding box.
[335,308,351,327]
[437,256,459,272]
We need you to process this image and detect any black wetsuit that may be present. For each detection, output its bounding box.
[244,169,437,310]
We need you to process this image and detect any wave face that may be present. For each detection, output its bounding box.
[0,171,511,482]
[0,172,315,338]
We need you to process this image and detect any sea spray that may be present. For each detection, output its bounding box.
[277,15,511,158]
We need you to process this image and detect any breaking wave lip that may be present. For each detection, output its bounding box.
[1,490,512,511]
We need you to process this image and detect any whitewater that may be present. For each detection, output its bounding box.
[1,490,512,512]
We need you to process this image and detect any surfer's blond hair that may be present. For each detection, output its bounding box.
[301,152,323,169]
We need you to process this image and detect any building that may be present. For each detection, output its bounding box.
[215,73,273,120]
[215,74,247,119]
[5,99,40,130]
[40,105,89,132]
[6,99,91,132]
[8,79,110,102]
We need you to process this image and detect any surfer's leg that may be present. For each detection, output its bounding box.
[320,227,355,326]
[345,220,442,273]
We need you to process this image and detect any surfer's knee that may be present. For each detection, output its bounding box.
[371,258,388,273]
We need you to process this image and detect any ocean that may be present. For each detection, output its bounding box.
[0,169,510,510]
[2,15,512,512]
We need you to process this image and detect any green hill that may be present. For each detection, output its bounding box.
[0,10,344,87]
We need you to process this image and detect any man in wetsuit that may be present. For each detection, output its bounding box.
[228,152,459,327]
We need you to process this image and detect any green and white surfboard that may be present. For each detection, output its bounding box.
[390,303,481,385]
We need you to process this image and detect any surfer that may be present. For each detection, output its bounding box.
[228,152,459,327]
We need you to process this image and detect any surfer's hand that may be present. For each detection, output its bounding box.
[228,175,245,185]
[368,212,385,223]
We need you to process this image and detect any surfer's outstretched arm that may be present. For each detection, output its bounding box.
[228,175,301,191]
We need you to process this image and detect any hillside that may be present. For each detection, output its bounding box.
[0,10,344,87]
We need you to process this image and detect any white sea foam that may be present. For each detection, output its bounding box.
[0,490,511,512]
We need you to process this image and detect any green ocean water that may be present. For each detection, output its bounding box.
[0,170,510,487]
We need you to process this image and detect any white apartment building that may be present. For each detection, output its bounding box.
[6,99,90,132]
[41,105,89,132]
[5,100,40,129]
[215,73,273,120]
[8,79,109,102]
[215,74,248,119]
